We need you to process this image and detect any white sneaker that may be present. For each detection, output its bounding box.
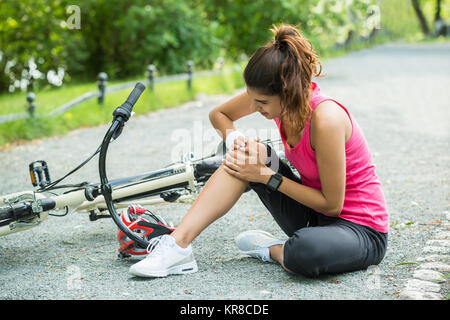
[235,230,286,263]
[129,235,198,277]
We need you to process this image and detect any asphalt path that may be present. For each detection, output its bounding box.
[0,41,449,301]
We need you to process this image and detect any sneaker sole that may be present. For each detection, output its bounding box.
[238,249,266,257]
[129,260,198,278]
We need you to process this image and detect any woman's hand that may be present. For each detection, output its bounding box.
[222,136,275,183]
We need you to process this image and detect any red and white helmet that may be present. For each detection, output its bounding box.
[117,204,175,259]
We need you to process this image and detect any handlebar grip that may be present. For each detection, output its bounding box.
[0,205,13,221]
[113,82,146,122]
[121,82,146,113]
[0,200,53,222]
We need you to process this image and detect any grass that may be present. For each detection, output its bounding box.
[0,66,245,149]
[0,82,97,116]
[0,75,163,116]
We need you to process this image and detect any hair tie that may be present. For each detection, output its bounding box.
[273,40,286,50]
[274,40,283,50]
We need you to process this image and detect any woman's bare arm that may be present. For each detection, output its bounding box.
[209,91,255,140]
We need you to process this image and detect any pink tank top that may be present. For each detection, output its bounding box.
[274,82,389,233]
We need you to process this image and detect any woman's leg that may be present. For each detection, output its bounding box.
[269,244,295,274]
[235,144,315,272]
[170,164,249,248]
[283,219,388,277]
[128,163,251,277]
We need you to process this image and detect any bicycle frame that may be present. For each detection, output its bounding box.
[0,158,205,237]
[59,160,198,212]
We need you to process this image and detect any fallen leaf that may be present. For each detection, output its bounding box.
[328,280,340,284]
[215,257,243,262]
[421,219,443,226]
[393,262,417,267]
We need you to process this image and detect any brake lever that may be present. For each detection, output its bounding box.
[112,111,135,141]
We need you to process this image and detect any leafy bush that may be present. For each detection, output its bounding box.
[115,0,222,76]
[0,0,70,92]
[1,0,420,94]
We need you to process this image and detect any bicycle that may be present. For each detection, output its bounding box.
[0,82,291,255]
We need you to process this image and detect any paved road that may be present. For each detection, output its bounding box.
[0,41,449,300]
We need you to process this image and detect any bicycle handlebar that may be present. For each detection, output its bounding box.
[0,203,32,221]
[0,198,56,222]
[100,83,151,249]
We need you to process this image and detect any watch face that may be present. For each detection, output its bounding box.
[268,179,277,189]
[268,174,282,191]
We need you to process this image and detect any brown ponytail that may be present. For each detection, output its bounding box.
[244,24,323,138]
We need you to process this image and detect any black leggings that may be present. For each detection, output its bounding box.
[247,145,388,278]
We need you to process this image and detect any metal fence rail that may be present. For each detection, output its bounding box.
[0,65,230,124]
[0,112,29,123]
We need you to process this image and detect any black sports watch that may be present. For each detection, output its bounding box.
[266,172,283,192]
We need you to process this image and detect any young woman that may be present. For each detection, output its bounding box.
[129,24,389,278]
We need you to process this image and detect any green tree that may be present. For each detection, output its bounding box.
[116,0,222,75]
[0,0,70,93]
[411,0,448,37]
[411,0,431,35]
[197,0,317,57]
[65,0,223,78]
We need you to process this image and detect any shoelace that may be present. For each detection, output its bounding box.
[145,235,167,256]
